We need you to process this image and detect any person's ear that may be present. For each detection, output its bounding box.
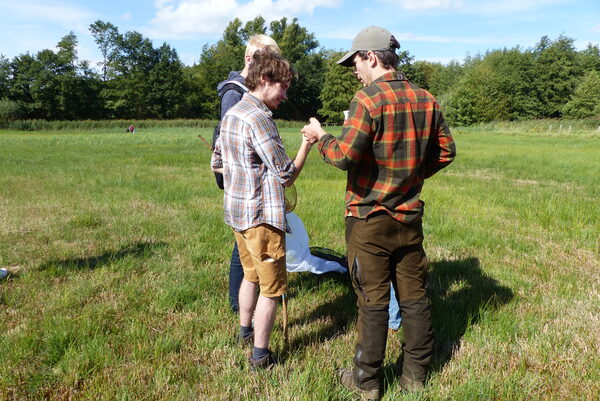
[245,54,252,65]
[367,51,377,67]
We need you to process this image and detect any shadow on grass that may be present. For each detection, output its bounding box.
[382,257,514,391]
[279,255,513,387]
[285,270,355,355]
[427,257,513,371]
[37,241,167,274]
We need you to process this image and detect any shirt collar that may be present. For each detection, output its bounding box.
[373,70,407,84]
[244,93,273,117]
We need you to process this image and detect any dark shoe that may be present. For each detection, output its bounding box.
[248,351,276,370]
[337,368,381,401]
[399,374,424,392]
[237,330,254,347]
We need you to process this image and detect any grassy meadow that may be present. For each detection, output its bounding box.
[0,122,598,400]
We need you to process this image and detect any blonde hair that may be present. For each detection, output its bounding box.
[245,34,280,57]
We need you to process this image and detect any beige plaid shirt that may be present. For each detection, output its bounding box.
[211,93,296,232]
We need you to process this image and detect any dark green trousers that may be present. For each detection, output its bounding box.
[345,213,434,390]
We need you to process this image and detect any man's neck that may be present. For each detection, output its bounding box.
[240,64,250,78]
[371,66,396,82]
[248,88,267,106]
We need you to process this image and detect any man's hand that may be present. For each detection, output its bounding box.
[302,117,326,144]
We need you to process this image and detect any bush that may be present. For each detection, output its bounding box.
[0,99,21,127]
[0,118,308,131]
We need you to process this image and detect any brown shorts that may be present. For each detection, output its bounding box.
[233,224,287,298]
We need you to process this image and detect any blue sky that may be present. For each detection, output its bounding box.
[1,0,599,69]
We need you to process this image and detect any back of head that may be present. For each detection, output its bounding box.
[245,50,293,91]
[245,34,281,57]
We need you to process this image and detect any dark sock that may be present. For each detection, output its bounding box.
[252,346,269,360]
[240,325,253,338]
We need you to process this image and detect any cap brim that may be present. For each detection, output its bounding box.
[337,50,357,67]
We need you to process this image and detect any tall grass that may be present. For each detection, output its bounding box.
[0,123,598,400]
[1,119,309,131]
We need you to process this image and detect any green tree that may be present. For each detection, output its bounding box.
[19,33,104,120]
[444,48,538,125]
[562,70,600,118]
[147,44,185,118]
[89,20,120,81]
[0,55,11,99]
[7,54,36,118]
[269,17,323,120]
[318,52,361,123]
[532,35,582,117]
[101,30,158,118]
[428,60,464,97]
[410,60,435,90]
[578,43,600,73]
[54,33,104,120]
[179,65,203,118]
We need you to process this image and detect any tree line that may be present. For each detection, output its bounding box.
[1,16,599,126]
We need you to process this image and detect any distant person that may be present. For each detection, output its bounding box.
[212,34,281,314]
[211,50,314,369]
[302,26,456,397]
[128,125,135,134]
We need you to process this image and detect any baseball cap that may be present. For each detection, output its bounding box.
[337,26,398,67]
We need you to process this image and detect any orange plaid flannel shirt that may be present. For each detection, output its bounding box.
[317,71,456,223]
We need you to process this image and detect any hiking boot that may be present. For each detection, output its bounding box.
[399,374,424,392]
[237,330,254,347]
[337,368,381,401]
[248,351,277,370]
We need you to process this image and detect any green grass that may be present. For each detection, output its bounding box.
[0,123,598,400]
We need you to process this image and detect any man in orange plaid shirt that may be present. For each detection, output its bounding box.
[302,26,456,399]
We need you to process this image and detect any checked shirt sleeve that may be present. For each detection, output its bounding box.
[424,110,456,178]
[318,98,373,171]
[251,114,296,185]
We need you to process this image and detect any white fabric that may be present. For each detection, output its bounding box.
[285,212,347,274]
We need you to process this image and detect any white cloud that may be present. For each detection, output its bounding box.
[591,23,600,34]
[148,0,340,38]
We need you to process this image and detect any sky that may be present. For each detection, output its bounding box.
[1,0,599,69]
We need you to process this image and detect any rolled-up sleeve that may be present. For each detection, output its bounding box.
[211,136,223,170]
[251,114,296,185]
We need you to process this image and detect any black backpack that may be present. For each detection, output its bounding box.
[212,80,248,189]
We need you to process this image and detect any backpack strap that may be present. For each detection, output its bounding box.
[219,80,248,99]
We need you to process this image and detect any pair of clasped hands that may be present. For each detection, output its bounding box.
[301,117,327,145]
